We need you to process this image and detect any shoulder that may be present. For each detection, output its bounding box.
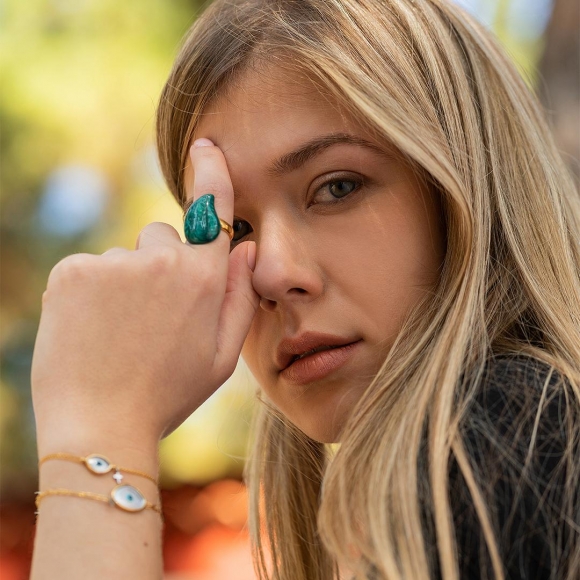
[450,354,578,579]
[469,353,565,406]
[462,354,570,454]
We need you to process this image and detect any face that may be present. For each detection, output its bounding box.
[187,66,445,443]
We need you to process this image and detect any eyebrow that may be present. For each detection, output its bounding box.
[183,132,390,212]
[266,132,389,178]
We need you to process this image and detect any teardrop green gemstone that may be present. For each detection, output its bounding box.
[184,194,221,244]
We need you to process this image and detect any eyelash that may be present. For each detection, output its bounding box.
[312,176,362,204]
[229,176,363,247]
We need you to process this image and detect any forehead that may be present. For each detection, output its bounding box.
[193,64,366,150]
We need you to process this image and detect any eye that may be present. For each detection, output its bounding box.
[328,180,358,198]
[312,176,362,204]
[231,219,252,244]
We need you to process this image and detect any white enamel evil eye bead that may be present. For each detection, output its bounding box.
[85,454,112,474]
[110,485,147,512]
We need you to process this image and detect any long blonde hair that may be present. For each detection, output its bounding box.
[156,1,580,578]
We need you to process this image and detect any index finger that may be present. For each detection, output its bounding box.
[183,138,234,252]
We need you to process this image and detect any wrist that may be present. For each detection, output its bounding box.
[36,426,160,478]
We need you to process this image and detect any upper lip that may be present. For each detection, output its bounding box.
[276,332,359,371]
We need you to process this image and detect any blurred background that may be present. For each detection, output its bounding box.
[0,0,577,578]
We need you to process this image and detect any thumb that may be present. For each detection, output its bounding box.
[215,241,260,364]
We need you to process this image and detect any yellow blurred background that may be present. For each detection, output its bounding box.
[0,0,577,578]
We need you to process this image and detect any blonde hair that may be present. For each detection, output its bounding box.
[156,1,580,578]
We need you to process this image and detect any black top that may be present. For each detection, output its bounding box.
[444,356,579,579]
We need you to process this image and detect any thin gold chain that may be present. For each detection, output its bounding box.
[38,452,157,484]
[35,488,162,514]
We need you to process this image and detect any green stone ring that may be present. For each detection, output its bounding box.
[184,194,233,244]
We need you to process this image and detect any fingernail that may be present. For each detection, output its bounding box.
[192,138,214,148]
[246,241,257,272]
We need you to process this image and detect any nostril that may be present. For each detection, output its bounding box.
[259,297,277,311]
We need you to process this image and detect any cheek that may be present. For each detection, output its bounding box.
[321,186,443,328]
[239,184,443,397]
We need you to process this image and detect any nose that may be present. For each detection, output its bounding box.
[251,219,324,312]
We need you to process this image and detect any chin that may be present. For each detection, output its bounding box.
[276,409,347,443]
[294,419,343,444]
[262,378,370,444]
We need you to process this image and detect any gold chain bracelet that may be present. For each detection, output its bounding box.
[38,452,157,485]
[35,488,162,514]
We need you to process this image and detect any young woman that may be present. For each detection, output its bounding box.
[30,0,580,579]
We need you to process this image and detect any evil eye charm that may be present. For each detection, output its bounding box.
[110,484,147,512]
[85,454,112,475]
[184,194,221,244]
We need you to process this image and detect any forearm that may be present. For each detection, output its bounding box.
[28,146,250,577]
[30,434,163,580]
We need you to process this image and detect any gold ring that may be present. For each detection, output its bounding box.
[219,218,234,241]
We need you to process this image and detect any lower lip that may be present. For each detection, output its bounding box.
[280,341,362,385]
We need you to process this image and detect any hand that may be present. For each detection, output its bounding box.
[31,141,260,450]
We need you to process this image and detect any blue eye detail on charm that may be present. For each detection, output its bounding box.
[111,484,147,512]
[85,454,112,474]
[184,194,221,244]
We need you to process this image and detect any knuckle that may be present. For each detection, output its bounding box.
[144,246,180,273]
[142,221,170,232]
[41,289,52,307]
[136,222,179,250]
[136,224,159,245]
[48,254,95,287]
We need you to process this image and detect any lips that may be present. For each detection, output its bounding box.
[276,332,359,371]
